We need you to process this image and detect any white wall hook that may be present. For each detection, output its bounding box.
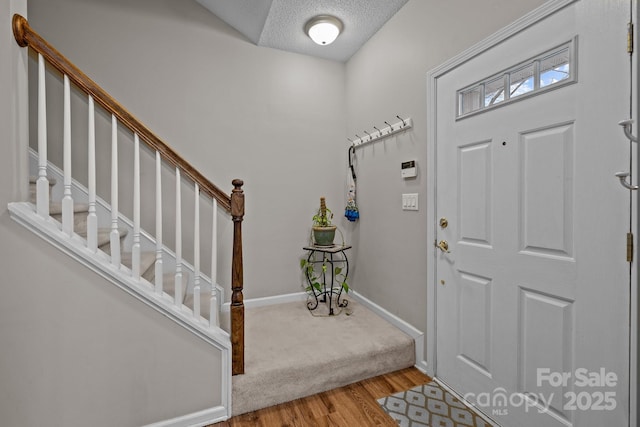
[349,116,413,148]
[615,171,638,190]
[618,119,637,143]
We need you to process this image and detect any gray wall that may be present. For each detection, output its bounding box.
[27,0,347,300]
[344,0,548,347]
[1,2,225,426]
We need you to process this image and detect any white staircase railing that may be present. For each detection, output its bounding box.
[11,14,245,376]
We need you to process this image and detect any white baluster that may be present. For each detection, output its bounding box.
[61,75,73,236]
[175,168,183,306]
[155,151,163,295]
[193,183,201,319]
[86,95,98,252]
[210,197,219,327]
[110,115,121,267]
[210,292,219,328]
[132,133,141,280]
[36,53,49,217]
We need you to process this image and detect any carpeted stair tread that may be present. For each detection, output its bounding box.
[49,202,90,215]
[77,227,128,249]
[159,273,188,302]
[29,177,57,204]
[47,203,91,232]
[231,299,416,416]
[184,287,213,321]
[120,251,156,281]
[29,176,57,185]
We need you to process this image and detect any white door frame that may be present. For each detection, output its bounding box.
[425,0,638,424]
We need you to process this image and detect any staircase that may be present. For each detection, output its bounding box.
[26,172,199,314]
[9,13,245,424]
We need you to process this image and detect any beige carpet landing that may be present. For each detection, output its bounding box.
[231,298,416,416]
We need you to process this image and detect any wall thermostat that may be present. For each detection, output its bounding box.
[401,160,417,179]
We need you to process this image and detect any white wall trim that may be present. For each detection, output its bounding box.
[425,0,578,381]
[415,360,429,375]
[142,405,228,427]
[221,291,308,312]
[349,290,425,369]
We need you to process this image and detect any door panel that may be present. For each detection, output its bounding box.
[519,123,574,258]
[519,287,574,421]
[458,271,492,376]
[459,140,493,246]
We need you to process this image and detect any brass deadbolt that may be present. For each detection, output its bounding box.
[439,217,448,229]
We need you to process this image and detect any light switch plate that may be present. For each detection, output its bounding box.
[402,193,418,211]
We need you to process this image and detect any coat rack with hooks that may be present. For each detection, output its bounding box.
[347,115,413,148]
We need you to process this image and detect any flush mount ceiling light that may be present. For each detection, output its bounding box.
[305,15,343,46]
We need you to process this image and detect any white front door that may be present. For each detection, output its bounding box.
[432,1,633,426]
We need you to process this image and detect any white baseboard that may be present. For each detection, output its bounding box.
[142,405,229,427]
[415,360,429,375]
[349,290,426,370]
[221,292,307,312]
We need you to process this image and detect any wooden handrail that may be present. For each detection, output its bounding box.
[12,14,231,212]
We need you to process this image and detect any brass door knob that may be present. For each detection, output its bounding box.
[436,240,450,253]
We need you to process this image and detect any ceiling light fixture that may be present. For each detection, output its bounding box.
[305,15,343,46]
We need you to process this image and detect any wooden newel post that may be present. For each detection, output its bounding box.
[230,179,245,375]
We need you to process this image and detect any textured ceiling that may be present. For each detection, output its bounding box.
[194,0,409,62]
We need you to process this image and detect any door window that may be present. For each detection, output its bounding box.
[456,39,576,118]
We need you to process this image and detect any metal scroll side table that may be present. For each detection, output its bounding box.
[303,244,352,316]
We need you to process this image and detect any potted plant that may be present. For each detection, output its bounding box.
[300,197,350,307]
[312,197,336,246]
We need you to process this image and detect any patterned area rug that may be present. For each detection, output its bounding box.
[377,381,493,427]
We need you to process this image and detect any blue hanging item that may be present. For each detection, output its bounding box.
[345,145,359,221]
[345,198,358,221]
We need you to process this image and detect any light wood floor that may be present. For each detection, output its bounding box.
[212,367,431,427]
